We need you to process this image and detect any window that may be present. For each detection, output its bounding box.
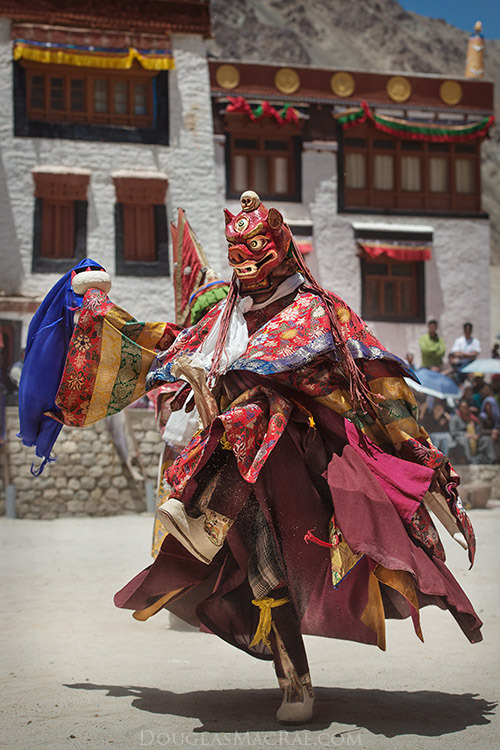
[15,61,169,144]
[32,170,90,273]
[455,159,475,194]
[25,63,154,127]
[225,116,301,201]
[345,152,366,189]
[113,174,169,277]
[122,205,157,262]
[341,123,481,213]
[361,255,424,322]
[40,201,75,258]
[373,153,394,191]
[401,155,422,192]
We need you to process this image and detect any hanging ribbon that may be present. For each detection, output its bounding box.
[358,241,432,262]
[337,100,494,143]
[304,528,340,548]
[226,96,299,126]
[250,597,290,651]
[13,40,175,71]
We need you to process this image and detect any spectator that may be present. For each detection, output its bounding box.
[492,374,500,405]
[8,351,24,390]
[421,398,451,455]
[419,319,446,370]
[461,380,474,407]
[479,383,500,429]
[471,374,485,412]
[492,343,499,359]
[449,322,481,375]
[413,390,429,422]
[449,398,495,464]
[405,351,416,373]
[479,383,500,461]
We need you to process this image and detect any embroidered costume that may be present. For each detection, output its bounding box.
[22,191,482,724]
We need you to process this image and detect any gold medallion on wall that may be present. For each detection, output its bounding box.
[215,64,240,90]
[439,80,463,105]
[386,76,412,102]
[274,68,301,94]
[330,72,355,97]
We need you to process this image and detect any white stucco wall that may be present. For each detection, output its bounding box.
[0,15,492,362]
[311,206,490,363]
[490,266,500,345]
[0,22,227,341]
[214,133,491,365]
[0,20,23,297]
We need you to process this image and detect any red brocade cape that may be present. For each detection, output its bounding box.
[53,287,482,652]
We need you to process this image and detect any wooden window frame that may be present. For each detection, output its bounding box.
[24,61,155,128]
[40,200,75,259]
[32,171,89,273]
[122,204,157,263]
[340,122,481,214]
[113,176,170,277]
[14,61,169,145]
[360,253,425,323]
[224,115,302,202]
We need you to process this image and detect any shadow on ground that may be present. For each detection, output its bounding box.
[64,683,496,736]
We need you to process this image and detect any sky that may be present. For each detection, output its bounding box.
[398,0,500,39]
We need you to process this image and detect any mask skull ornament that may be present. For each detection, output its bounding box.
[224,191,293,292]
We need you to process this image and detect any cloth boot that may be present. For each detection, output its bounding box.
[253,593,314,724]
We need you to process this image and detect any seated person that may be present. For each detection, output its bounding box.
[461,381,476,413]
[421,399,451,455]
[471,375,485,412]
[449,399,495,464]
[479,383,499,460]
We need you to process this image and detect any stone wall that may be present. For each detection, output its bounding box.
[459,463,500,508]
[2,404,499,518]
[1,407,162,519]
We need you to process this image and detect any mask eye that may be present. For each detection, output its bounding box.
[248,236,268,251]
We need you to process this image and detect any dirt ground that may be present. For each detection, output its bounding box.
[1,504,499,750]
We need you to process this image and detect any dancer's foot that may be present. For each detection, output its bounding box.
[276,684,314,725]
[157,498,220,564]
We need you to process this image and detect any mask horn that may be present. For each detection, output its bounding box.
[224,209,235,226]
[267,207,283,230]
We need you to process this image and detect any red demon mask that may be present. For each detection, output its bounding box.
[224,191,292,292]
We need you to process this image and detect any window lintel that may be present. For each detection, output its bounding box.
[32,168,90,201]
[112,171,168,205]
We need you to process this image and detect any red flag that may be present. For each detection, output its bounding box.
[171,208,209,326]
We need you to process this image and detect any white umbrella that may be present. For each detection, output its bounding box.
[405,368,460,401]
[461,358,500,375]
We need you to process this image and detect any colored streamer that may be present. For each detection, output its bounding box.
[338,100,494,142]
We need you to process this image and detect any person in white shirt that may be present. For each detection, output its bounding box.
[449,322,481,380]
